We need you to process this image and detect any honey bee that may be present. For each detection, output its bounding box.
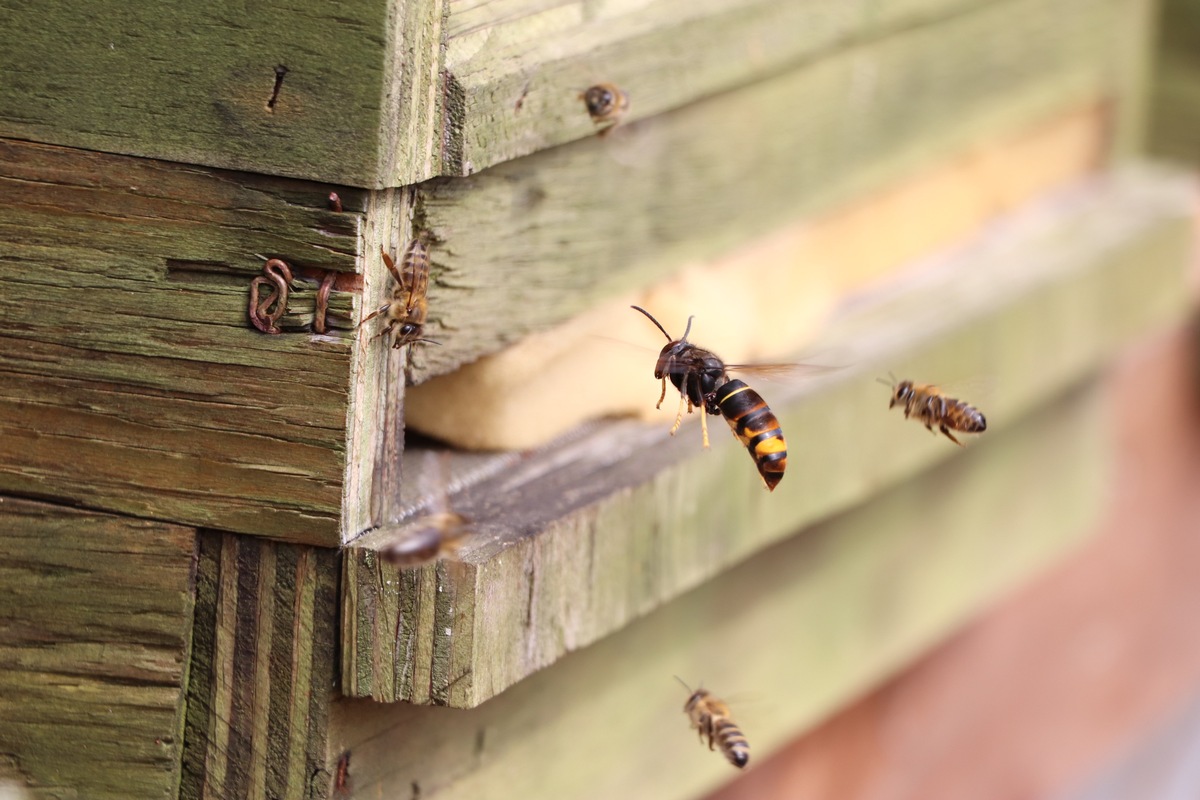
[632,305,788,491]
[376,452,471,568]
[359,239,437,355]
[677,678,750,769]
[378,511,470,568]
[881,375,987,445]
[581,83,629,133]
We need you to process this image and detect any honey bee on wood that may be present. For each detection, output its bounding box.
[677,678,750,769]
[359,239,437,355]
[632,305,788,491]
[881,375,987,445]
[581,82,629,134]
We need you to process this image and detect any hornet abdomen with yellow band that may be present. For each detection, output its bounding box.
[711,379,787,491]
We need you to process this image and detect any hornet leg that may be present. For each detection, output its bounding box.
[669,394,687,436]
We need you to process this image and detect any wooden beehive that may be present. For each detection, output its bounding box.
[0,1,1195,798]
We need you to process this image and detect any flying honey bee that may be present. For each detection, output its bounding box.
[677,678,750,769]
[581,82,629,134]
[881,375,987,445]
[377,453,470,568]
[632,305,788,491]
[359,239,437,355]
[378,511,470,568]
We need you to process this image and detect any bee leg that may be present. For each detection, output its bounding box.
[700,404,710,449]
[403,342,417,384]
[668,395,687,436]
[939,425,964,446]
[656,377,667,410]
[380,247,403,283]
[358,303,389,328]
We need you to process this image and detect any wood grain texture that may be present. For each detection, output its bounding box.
[341,166,1196,706]
[0,0,396,187]
[0,140,363,545]
[441,0,991,176]
[342,188,420,542]
[0,497,197,800]
[377,0,450,184]
[333,378,1109,799]
[0,0,1088,187]
[179,532,338,800]
[406,0,1128,381]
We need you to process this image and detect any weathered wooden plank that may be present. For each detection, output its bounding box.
[0,0,400,187]
[441,0,991,175]
[179,532,338,800]
[342,189,421,543]
[407,105,1108,449]
[341,166,1196,706]
[0,140,364,545]
[333,378,1109,799]
[407,0,1129,381]
[0,0,1084,187]
[0,497,197,799]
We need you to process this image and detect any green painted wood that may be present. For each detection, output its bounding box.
[0,497,197,799]
[179,532,339,800]
[333,378,1109,799]
[405,0,1130,382]
[0,140,364,545]
[341,165,1196,706]
[0,0,397,187]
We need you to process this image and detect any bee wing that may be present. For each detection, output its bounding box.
[889,375,994,402]
[400,243,431,313]
[724,362,843,383]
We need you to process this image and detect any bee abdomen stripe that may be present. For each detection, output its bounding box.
[746,428,785,453]
[716,383,754,404]
[716,723,749,750]
[757,449,787,466]
[733,405,774,436]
